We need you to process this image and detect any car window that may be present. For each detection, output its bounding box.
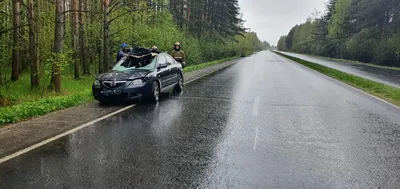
[165,54,175,65]
[157,55,167,65]
[140,57,157,70]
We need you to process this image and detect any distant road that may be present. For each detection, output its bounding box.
[1,51,400,188]
[278,51,400,88]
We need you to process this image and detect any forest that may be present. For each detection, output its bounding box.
[277,0,400,67]
[0,0,268,107]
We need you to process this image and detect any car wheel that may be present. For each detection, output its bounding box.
[174,73,184,92]
[150,81,160,102]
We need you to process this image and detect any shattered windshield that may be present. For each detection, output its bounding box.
[112,55,157,71]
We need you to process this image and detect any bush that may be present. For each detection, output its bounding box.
[292,40,313,54]
[373,39,397,66]
[343,30,376,63]
[389,33,400,67]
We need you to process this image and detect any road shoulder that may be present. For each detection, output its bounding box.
[272,51,400,108]
[0,58,240,159]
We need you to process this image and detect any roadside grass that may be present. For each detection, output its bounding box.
[0,91,92,125]
[0,56,241,126]
[273,51,400,107]
[0,74,94,106]
[184,56,240,73]
[0,74,95,126]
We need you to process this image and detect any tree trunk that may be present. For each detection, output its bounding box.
[11,0,21,81]
[80,0,89,75]
[28,0,39,88]
[179,1,183,28]
[49,0,64,93]
[72,0,80,79]
[20,5,29,73]
[98,0,103,74]
[102,0,110,73]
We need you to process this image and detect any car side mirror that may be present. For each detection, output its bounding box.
[157,63,168,69]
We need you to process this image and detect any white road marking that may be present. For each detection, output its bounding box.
[0,62,241,164]
[0,105,135,164]
[252,96,260,116]
[253,127,259,151]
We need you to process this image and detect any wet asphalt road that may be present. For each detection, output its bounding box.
[1,51,400,188]
[278,51,400,88]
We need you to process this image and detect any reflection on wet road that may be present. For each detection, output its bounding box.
[278,51,400,88]
[1,51,400,188]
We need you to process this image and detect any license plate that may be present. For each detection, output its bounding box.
[102,90,122,96]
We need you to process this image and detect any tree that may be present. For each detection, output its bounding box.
[278,0,400,66]
[312,17,328,44]
[80,0,90,75]
[328,0,353,58]
[170,0,245,40]
[277,35,287,51]
[102,0,110,73]
[262,41,271,49]
[28,0,40,88]
[72,0,80,79]
[329,0,352,38]
[285,25,297,49]
[49,0,65,93]
[11,0,21,81]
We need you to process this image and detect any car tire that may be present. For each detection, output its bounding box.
[174,73,184,92]
[150,81,160,102]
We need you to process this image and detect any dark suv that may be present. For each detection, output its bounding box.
[92,52,184,104]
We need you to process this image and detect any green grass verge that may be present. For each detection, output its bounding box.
[0,74,95,106]
[273,51,400,107]
[0,91,93,125]
[184,56,240,73]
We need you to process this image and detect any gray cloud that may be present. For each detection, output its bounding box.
[239,0,328,45]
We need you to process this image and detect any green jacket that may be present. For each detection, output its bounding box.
[171,49,186,62]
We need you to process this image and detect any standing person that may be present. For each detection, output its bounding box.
[171,42,186,68]
[150,45,160,57]
[116,43,130,62]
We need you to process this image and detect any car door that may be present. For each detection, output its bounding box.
[165,54,179,85]
[156,55,172,88]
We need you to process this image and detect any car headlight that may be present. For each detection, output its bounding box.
[128,79,144,88]
[93,80,101,88]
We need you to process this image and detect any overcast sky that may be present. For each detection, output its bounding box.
[238,0,328,46]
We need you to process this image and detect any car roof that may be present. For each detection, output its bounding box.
[128,48,151,56]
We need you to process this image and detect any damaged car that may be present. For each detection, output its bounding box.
[92,48,184,104]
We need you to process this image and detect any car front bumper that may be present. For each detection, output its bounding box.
[92,84,152,102]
